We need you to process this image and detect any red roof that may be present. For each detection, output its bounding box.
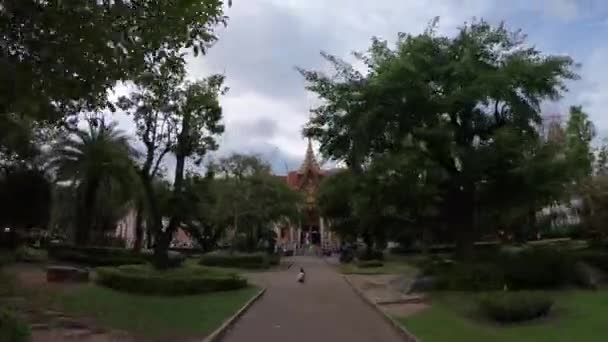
[286,171,299,189]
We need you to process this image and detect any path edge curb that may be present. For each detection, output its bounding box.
[342,275,420,342]
[202,287,266,342]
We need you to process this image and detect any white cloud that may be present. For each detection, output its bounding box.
[183,0,495,172]
[110,0,608,171]
[576,48,608,133]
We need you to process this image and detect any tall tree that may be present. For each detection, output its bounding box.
[565,106,596,180]
[302,19,578,258]
[117,58,186,251]
[210,154,302,252]
[152,75,226,267]
[49,119,139,244]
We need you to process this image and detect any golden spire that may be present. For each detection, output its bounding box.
[298,138,320,174]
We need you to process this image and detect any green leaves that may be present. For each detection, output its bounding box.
[1,0,229,125]
[48,119,139,243]
[565,106,596,180]
[302,18,581,250]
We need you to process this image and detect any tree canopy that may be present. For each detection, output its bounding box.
[48,119,139,244]
[302,19,581,257]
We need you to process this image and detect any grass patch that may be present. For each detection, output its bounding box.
[337,261,416,275]
[44,284,259,340]
[397,290,608,342]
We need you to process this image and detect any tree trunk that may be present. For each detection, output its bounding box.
[362,230,373,257]
[153,230,172,269]
[140,172,165,267]
[153,115,189,268]
[146,225,153,249]
[133,199,144,252]
[524,206,536,242]
[452,184,476,260]
[75,178,99,245]
[230,211,238,254]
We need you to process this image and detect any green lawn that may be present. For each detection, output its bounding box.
[396,290,608,342]
[42,284,259,340]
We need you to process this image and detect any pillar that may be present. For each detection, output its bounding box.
[297,219,302,250]
[319,216,325,248]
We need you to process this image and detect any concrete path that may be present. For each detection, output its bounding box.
[221,256,404,342]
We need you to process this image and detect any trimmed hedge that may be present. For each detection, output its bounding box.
[502,248,578,289]
[96,264,247,295]
[268,254,281,266]
[0,251,15,268]
[0,310,30,342]
[357,260,384,268]
[428,247,582,291]
[479,291,553,323]
[357,249,384,261]
[574,249,608,273]
[437,262,505,291]
[15,246,47,263]
[48,245,184,267]
[339,248,355,263]
[199,252,275,269]
[389,241,501,255]
[48,245,146,266]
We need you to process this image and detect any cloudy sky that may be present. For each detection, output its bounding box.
[115,0,608,174]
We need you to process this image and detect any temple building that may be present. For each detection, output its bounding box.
[273,139,339,252]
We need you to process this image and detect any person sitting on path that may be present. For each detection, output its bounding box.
[297,267,305,283]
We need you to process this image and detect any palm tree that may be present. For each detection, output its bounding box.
[49,119,139,245]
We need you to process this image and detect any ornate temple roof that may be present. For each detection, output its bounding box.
[297,139,321,174]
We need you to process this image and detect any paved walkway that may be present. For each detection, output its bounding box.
[221,256,404,342]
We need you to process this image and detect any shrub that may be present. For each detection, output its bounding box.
[357,249,384,261]
[339,248,354,263]
[48,245,185,268]
[0,310,30,342]
[15,246,47,263]
[501,248,577,289]
[357,260,384,268]
[423,247,582,291]
[574,249,608,273]
[479,291,554,323]
[419,256,454,276]
[0,270,16,297]
[437,262,505,291]
[96,264,247,295]
[48,245,147,266]
[199,252,271,269]
[0,251,15,268]
[267,253,281,266]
